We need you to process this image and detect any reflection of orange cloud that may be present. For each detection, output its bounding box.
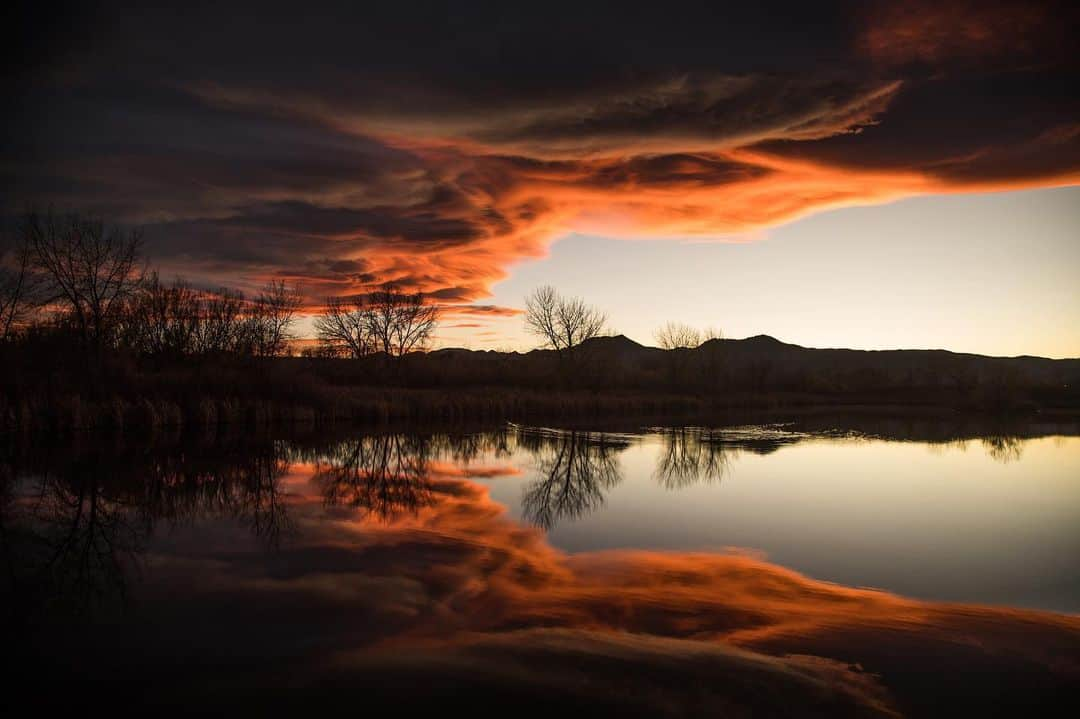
[142,467,1080,713]
[357,478,1079,660]
[428,462,523,479]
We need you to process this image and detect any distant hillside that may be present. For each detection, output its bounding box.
[431,334,1078,383]
[389,334,1080,411]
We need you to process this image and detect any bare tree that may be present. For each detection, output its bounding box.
[654,322,702,350]
[366,285,440,357]
[0,232,42,340]
[389,290,440,356]
[23,211,143,349]
[313,285,438,359]
[123,272,201,356]
[524,285,606,358]
[194,287,247,354]
[313,296,372,358]
[249,279,303,357]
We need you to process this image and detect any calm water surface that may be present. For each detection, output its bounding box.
[485,425,1080,611]
[5,415,1079,715]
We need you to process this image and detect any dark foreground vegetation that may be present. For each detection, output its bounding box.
[2,210,1078,433]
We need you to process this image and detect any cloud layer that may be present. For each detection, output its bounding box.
[3,1,1077,319]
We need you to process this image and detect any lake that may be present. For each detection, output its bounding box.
[5,414,1080,716]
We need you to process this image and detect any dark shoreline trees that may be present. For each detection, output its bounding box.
[654,322,725,390]
[251,280,304,357]
[23,211,143,352]
[314,285,439,359]
[8,211,307,363]
[314,296,372,358]
[0,231,41,341]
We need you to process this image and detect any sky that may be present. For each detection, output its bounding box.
[3,0,1078,356]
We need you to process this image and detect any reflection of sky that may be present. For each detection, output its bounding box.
[477,434,1080,612]
[10,427,1080,714]
[451,187,1080,358]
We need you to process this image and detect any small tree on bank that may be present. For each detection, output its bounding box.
[314,285,439,359]
[250,279,303,357]
[655,322,702,350]
[655,322,724,389]
[313,296,373,358]
[123,275,303,358]
[122,272,202,357]
[367,285,440,357]
[23,211,143,350]
[524,285,606,360]
[0,231,43,340]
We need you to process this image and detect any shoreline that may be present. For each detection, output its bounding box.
[4,386,1079,436]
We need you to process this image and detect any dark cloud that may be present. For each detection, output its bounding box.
[3,0,1077,308]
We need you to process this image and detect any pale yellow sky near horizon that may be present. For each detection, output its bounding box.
[427,186,1080,359]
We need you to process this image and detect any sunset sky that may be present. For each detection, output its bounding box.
[4,1,1078,356]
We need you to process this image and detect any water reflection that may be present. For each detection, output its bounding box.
[653,428,731,488]
[4,418,1078,717]
[2,418,1068,615]
[2,437,295,618]
[311,434,436,519]
[518,429,627,529]
[2,418,1076,616]
[980,434,1025,463]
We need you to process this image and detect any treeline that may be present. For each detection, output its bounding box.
[2,211,306,357]
[1,211,441,360]
[3,211,1076,433]
[0,211,453,431]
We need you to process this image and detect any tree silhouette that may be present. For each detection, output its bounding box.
[0,231,42,340]
[249,279,303,357]
[654,322,702,350]
[524,285,607,359]
[23,210,143,351]
[314,296,375,358]
[315,285,439,358]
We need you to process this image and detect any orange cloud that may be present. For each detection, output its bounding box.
[7,10,1077,311]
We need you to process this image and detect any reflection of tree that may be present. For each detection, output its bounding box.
[1,438,294,618]
[140,441,294,546]
[442,427,513,465]
[313,434,434,520]
[653,429,730,489]
[26,470,141,616]
[519,430,626,530]
[981,435,1024,464]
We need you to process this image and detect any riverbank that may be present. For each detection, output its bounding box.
[4,334,1078,434]
[3,383,1079,436]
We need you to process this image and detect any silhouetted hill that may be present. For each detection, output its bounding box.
[381,334,1079,412]
[538,334,1080,388]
